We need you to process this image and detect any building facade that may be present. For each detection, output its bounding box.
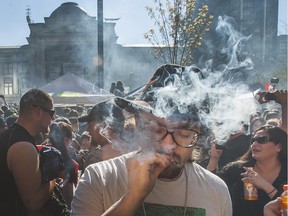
[204,0,279,63]
[195,0,286,88]
[0,2,161,102]
[0,1,286,103]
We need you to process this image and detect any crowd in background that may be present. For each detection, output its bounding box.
[2,89,285,173]
[0,79,287,215]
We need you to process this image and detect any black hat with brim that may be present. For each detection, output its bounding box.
[113,97,154,115]
[78,100,111,123]
[138,64,203,104]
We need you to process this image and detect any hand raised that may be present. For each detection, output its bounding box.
[125,151,172,201]
[241,167,269,190]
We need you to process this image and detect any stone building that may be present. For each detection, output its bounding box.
[0,2,160,102]
[203,0,279,64]
[0,1,286,102]
[196,0,286,88]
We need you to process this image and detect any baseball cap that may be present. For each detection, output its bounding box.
[81,131,91,139]
[114,97,153,114]
[78,100,110,123]
[120,63,206,133]
[114,96,201,124]
[138,64,204,104]
[135,64,205,117]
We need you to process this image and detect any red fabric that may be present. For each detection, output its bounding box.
[265,82,273,92]
[70,159,79,185]
[72,159,79,177]
[36,145,43,152]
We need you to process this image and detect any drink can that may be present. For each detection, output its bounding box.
[244,181,258,200]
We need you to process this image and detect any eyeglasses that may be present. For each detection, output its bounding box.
[250,136,272,144]
[33,105,55,118]
[142,122,199,148]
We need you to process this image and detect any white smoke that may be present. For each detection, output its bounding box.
[101,15,260,152]
[150,16,259,143]
[216,16,254,72]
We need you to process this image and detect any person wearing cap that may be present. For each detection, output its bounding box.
[80,131,92,150]
[0,89,59,215]
[71,64,232,216]
[47,121,79,209]
[69,116,81,137]
[76,131,92,171]
[77,100,119,170]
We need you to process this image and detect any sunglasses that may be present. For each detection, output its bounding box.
[250,136,272,144]
[33,105,55,118]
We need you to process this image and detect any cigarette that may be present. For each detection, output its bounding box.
[172,157,184,168]
[156,149,184,168]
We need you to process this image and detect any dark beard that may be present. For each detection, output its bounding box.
[158,164,184,180]
[159,152,184,179]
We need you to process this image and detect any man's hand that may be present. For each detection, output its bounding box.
[207,143,223,172]
[256,92,270,104]
[256,90,287,105]
[126,151,172,201]
[102,152,172,216]
[274,90,287,106]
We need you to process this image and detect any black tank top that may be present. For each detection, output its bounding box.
[0,123,36,216]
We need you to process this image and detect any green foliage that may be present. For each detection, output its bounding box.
[145,0,213,65]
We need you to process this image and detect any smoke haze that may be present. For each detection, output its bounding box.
[106,15,260,152]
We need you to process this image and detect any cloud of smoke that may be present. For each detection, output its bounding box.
[216,16,254,71]
[150,16,258,143]
[100,15,259,152]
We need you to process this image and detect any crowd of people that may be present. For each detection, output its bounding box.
[0,64,287,216]
[109,80,125,97]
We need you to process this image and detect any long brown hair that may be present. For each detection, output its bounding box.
[225,125,287,169]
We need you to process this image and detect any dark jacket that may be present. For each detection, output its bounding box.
[220,162,287,216]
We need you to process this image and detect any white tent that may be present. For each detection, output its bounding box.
[39,73,113,105]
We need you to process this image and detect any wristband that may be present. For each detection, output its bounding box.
[266,188,276,195]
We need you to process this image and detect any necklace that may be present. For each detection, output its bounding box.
[142,166,188,216]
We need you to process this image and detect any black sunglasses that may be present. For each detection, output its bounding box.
[33,105,55,118]
[250,136,272,144]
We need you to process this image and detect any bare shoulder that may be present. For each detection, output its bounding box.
[7,141,39,171]
[8,141,38,155]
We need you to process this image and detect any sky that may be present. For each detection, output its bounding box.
[0,0,287,46]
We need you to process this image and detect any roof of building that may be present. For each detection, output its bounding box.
[49,2,89,20]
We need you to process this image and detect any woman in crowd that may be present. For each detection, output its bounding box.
[49,122,79,209]
[215,125,287,216]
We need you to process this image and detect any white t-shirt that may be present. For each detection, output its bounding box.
[71,152,232,216]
